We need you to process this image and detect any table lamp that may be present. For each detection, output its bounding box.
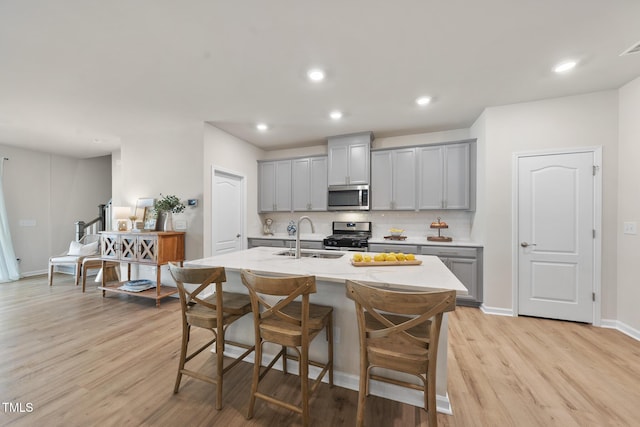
[112,206,131,231]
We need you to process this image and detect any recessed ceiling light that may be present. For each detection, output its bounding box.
[553,60,577,73]
[415,96,432,106]
[307,69,325,82]
[256,123,268,131]
[329,111,343,120]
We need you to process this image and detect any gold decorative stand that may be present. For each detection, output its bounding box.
[427,217,452,242]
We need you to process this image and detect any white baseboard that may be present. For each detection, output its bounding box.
[601,318,640,341]
[219,345,452,414]
[480,304,514,317]
[478,308,639,342]
[21,269,48,278]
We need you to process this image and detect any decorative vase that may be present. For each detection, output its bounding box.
[287,220,297,236]
[163,211,174,231]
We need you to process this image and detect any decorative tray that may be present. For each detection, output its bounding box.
[351,260,422,267]
[383,235,407,240]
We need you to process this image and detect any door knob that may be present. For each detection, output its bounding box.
[520,242,537,248]
[236,234,241,238]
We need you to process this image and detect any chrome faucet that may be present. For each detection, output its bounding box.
[295,216,315,259]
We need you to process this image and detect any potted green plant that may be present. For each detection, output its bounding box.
[154,194,185,231]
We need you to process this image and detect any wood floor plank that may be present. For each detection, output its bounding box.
[1,274,639,426]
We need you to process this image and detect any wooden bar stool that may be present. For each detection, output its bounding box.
[345,280,456,427]
[169,263,254,410]
[240,269,333,427]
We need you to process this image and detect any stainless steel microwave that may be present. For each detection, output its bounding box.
[327,184,370,211]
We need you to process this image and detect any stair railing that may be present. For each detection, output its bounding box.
[75,202,110,241]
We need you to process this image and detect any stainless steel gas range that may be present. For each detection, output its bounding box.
[323,221,372,251]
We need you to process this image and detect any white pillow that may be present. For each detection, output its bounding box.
[67,240,99,256]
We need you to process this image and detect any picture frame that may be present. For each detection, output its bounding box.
[143,207,157,231]
[135,198,156,230]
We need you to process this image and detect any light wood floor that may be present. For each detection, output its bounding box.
[1,274,639,426]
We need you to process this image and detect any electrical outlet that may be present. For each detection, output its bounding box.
[623,222,637,235]
[333,326,340,344]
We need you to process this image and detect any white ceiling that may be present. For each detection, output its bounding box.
[1,0,640,159]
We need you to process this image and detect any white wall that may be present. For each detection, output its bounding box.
[0,143,111,276]
[617,76,640,332]
[203,123,265,257]
[473,91,619,317]
[116,122,204,261]
[469,111,487,245]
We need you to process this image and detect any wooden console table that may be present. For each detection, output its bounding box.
[98,231,185,307]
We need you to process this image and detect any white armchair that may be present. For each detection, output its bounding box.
[48,235,101,288]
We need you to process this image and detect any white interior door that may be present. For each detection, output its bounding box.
[517,152,594,323]
[212,169,244,255]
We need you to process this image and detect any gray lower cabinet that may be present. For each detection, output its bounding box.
[248,238,287,248]
[420,246,483,307]
[247,238,324,250]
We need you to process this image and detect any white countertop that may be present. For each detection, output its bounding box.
[188,246,468,295]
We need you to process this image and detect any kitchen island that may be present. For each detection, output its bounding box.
[188,246,467,414]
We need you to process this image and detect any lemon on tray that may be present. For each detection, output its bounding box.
[352,253,363,262]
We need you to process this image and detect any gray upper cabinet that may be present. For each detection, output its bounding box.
[292,156,328,211]
[418,142,471,210]
[371,148,416,210]
[327,132,372,186]
[259,160,292,212]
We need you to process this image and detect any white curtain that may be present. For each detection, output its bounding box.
[0,159,20,282]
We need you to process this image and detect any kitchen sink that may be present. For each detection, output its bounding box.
[275,249,345,259]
